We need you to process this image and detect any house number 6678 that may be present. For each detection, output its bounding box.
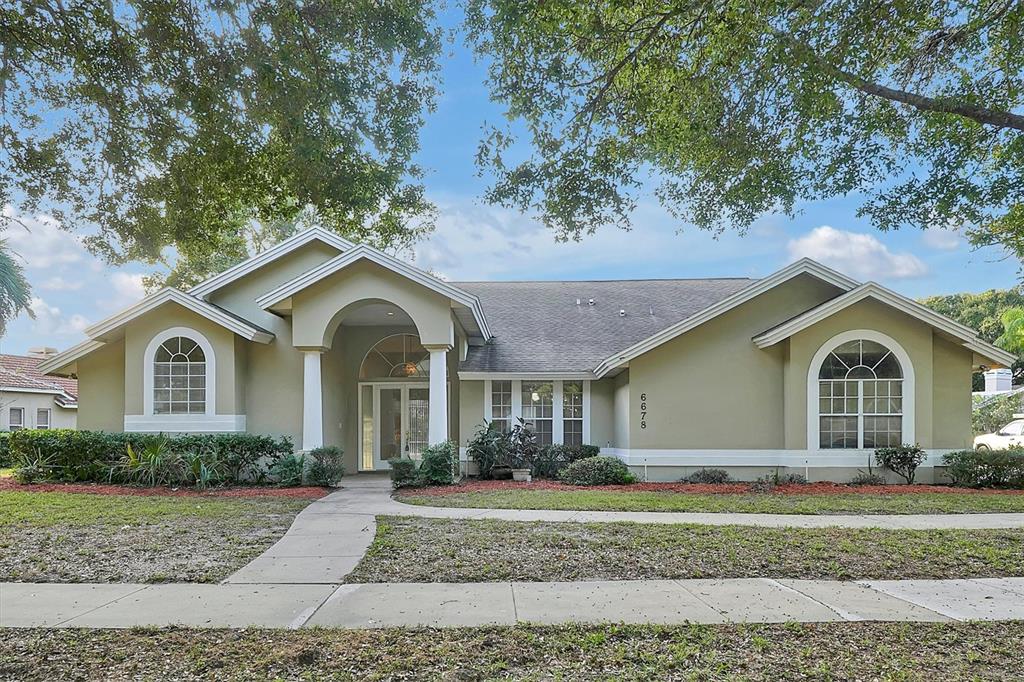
[640,393,647,429]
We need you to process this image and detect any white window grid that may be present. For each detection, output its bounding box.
[819,378,902,449]
[522,381,553,447]
[563,381,584,446]
[8,407,24,431]
[36,408,51,430]
[484,379,590,446]
[153,336,207,415]
[490,380,512,433]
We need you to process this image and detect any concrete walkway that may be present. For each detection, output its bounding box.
[312,475,1024,529]
[3,578,1023,629]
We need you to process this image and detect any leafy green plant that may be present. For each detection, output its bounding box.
[12,448,53,484]
[558,456,635,486]
[417,441,457,486]
[508,418,539,470]
[467,422,510,480]
[0,431,12,468]
[115,439,180,486]
[875,445,927,484]
[306,446,345,486]
[683,468,731,484]
[388,457,418,489]
[269,454,305,487]
[530,444,600,479]
[183,451,226,490]
[943,449,1024,489]
[849,471,887,486]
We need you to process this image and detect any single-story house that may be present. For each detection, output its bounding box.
[39,228,1014,481]
[2,350,78,431]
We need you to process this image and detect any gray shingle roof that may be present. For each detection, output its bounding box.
[456,278,755,374]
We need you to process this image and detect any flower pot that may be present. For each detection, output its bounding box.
[511,468,532,483]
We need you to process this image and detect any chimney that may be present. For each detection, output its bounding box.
[984,368,1012,393]
[27,347,58,359]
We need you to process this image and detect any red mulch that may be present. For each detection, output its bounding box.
[398,479,1024,497]
[0,479,330,499]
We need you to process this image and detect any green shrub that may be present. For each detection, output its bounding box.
[875,444,927,484]
[531,443,600,479]
[849,471,887,486]
[417,441,457,486]
[683,468,731,484]
[388,457,418,489]
[307,446,345,486]
[0,431,11,467]
[269,453,305,486]
[6,429,292,485]
[559,456,636,486]
[467,422,509,480]
[112,439,180,486]
[942,449,1024,488]
[508,418,539,470]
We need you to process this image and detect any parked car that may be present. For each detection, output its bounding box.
[974,418,1024,450]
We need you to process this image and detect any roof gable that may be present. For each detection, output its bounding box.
[189,227,355,298]
[752,281,1017,367]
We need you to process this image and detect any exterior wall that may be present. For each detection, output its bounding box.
[931,335,974,450]
[589,377,616,448]
[123,303,243,416]
[612,370,630,449]
[75,338,125,432]
[785,297,936,449]
[0,391,77,430]
[627,275,841,450]
[291,261,454,349]
[459,380,484,448]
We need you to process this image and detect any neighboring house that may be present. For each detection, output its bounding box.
[39,228,1014,482]
[1,350,78,431]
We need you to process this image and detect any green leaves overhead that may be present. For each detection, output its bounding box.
[466,0,1024,257]
[1,0,441,287]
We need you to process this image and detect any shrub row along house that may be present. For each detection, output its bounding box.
[39,228,1014,482]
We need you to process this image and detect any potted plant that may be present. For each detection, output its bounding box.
[508,418,538,482]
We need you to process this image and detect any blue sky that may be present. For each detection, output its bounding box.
[1,17,1018,356]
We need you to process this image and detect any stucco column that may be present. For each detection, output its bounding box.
[301,349,324,450]
[426,344,450,444]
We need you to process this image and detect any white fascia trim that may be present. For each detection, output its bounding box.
[753,282,1017,367]
[37,339,107,375]
[124,414,246,433]
[256,244,492,339]
[459,371,597,381]
[189,227,355,298]
[602,448,954,468]
[593,258,859,377]
[85,288,274,344]
[0,386,67,397]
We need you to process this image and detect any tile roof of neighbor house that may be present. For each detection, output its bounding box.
[455,278,757,374]
[0,354,78,401]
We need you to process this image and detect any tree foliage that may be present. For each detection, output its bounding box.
[0,239,32,334]
[466,0,1024,258]
[920,287,1024,388]
[1,0,442,287]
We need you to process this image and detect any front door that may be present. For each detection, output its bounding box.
[362,383,432,471]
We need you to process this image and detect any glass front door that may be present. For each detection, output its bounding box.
[361,383,436,470]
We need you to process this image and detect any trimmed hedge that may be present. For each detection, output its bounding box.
[559,456,636,486]
[7,429,293,484]
[943,449,1024,488]
[0,431,10,467]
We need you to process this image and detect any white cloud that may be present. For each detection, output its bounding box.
[2,208,86,269]
[787,226,928,280]
[921,226,963,251]
[39,276,84,292]
[27,297,90,337]
[110,272,147,305]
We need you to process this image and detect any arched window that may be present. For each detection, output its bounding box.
[359,334,429,380]
[817,338,903,449]
[153,336,206,414]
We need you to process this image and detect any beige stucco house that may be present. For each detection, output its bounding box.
[39,228,1014,481]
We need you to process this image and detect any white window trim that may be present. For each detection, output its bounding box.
[484,378,592,445]
[9,407,25,430]
[807,329,915,450]
[36,408,51,430]
[143,326,217,418]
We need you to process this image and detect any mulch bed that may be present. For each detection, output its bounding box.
[0,479,329,499]
[399,479,1024,497]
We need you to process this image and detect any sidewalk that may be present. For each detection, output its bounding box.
[3,577,1023,629]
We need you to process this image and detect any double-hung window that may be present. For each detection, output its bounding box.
[522,381,554,446]
[8,407,24,431]
[490,380,512,432]
[562,381,584,446]
[36,408,51,430]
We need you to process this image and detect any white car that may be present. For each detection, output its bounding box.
[974,418,1024,450]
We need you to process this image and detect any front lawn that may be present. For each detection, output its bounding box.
[398,481,1024,514]
[0,489,314,583]
[346,516,1024,583]
[1,622,1021,680]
